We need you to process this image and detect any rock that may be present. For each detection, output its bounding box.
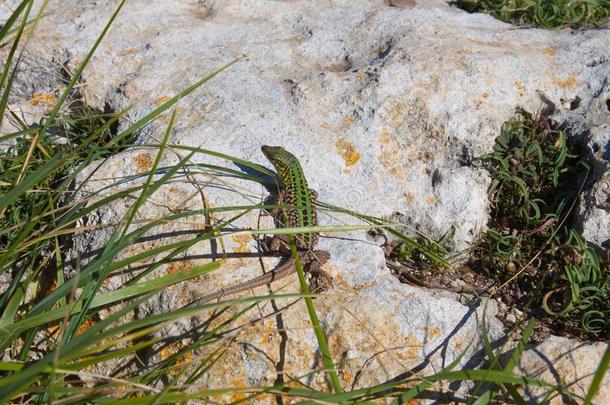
[7,0,610,250]
[4,0,610,398]
[579,169,610,250]
[516,337,610,403]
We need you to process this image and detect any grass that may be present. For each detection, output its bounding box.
[1,0,608,403]
[472,109,610,336]
[452,0,610,29]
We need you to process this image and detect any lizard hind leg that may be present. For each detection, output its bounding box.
[305,250,333,293]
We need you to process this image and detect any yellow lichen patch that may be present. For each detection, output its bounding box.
[403,334,422,360]
[231,234,253,253]
[77,318,96,335]
[404,191,415,203]
[166,260,192,275]
[335,138,361,167]
[153,95,172,105]
[426,196,438,205]
[340,369,353,384]
[29,92,56,111]
[159,341,189,364]
[176,349,192,365]
[453,337,464,352]
[387,101,407,128]
[379,130,391,144]
[134,152,153,173]
[377,130,405,181]
[228,380,248,403]
[540,47,557,57]
[158,346,173,361]
[514,80,525,97]
[341,114,356,128]
[552,75,578,90]
[423,325,441,339]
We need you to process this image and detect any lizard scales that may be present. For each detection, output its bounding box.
[261,145,319,250]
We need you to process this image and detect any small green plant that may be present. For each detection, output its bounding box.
[395,228,453,270]
[452,0,610,29]
[474,110,610,335]
[0,102,120,249]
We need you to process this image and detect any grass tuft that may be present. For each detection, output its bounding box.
[0,101,122,249]
[452,0,610,29]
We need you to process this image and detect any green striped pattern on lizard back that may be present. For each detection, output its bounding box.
[261,145,319,250]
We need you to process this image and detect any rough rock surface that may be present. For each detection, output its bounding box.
[517,337,610,404]
[580,169,610,249]
[2,0,609,400]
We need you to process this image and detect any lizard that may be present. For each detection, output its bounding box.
[187,145,331,306]
[193,251,330,305]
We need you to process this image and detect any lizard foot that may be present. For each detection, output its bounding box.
[305,250,333,294]
[308,270,333,294]
[254,234,291,255]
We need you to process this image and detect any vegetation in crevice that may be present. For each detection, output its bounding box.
[451,0,610,29]
[472,109,609,336]
[0,100,122,249]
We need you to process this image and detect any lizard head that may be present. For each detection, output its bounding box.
[261,145,299,173]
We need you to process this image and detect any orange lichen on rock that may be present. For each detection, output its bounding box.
[378,130,406,181]
[30,92,57,111]
[540,47,557,57]
[134,151,153,173]
[404,334,423,360]
[166,260,192,275]
[387,101,407,128]
[514,80,525,97]
[228,380,248,403]
[552,75,577,89]
[423,325,441,338]
[117,47,139,57]
[77,318,96,335]
[341,114,356,128]
[231,234,253,253]
[336,138,361,167]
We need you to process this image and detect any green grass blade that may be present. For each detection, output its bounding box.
[0,261,221,338]
[107,57,241,148]
[37,0,127,135]
[289,241,343,393]
[0,0,34,129]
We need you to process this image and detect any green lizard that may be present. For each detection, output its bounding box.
[260,145,319,252]
[189,145,330,306]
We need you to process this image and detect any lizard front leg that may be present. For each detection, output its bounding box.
[257,188,294,254]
